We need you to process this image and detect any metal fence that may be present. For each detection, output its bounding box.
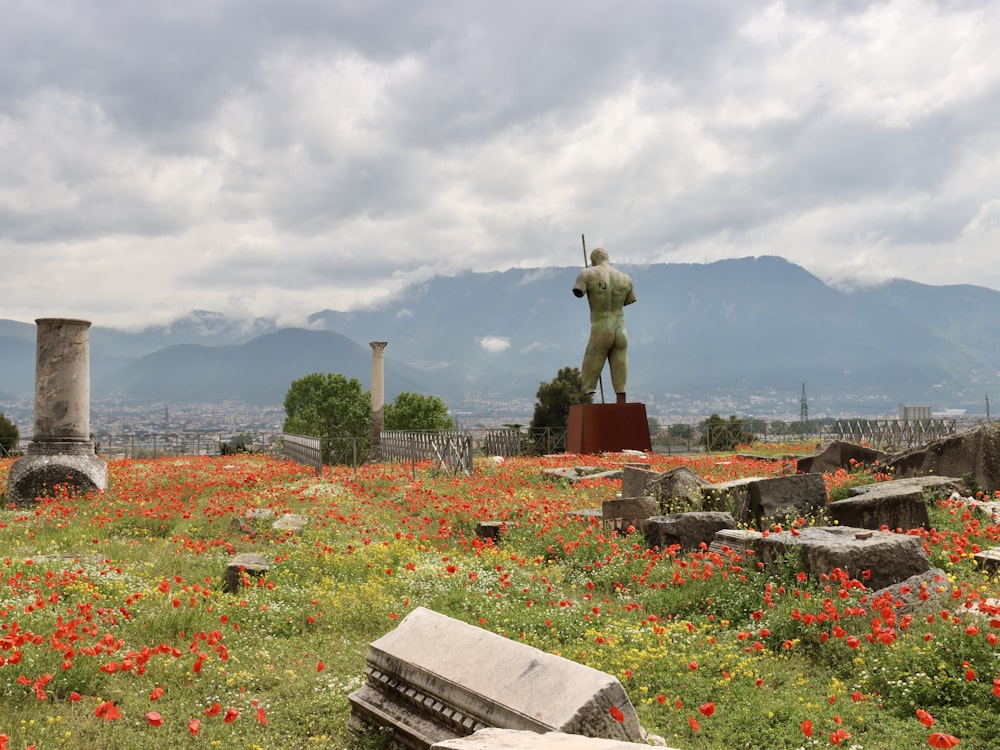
[4,419,959,468]
[94,431,285,458]
[380,430,474,474]
[281,433,323,475]
[833,419,957,450]
[696,419,959,452]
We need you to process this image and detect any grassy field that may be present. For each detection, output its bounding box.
[0,449,996,749]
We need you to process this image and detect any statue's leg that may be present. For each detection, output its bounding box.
[580,346,603,394]
[609,327,629,395]
[581,329,612,394]
[609,346,628,395]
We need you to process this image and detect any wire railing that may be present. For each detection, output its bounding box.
[3,419,960,467]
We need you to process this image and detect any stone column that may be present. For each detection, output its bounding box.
[6,318,107,504]
[370,342,388,461]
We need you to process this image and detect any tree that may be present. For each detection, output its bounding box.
[384,392,455,431]
[283,373,371,464]
[699,414,755,452]
[529,367,592,454]
[530,367,593,431]
[669,423,693,440]
[0,412,19,457]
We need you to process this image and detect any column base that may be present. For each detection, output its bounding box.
[6,443,107,505]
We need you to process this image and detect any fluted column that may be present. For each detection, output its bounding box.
[370,342,388,461]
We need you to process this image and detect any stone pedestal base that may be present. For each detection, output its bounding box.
[6,441,107,504]
[567,403,652,455]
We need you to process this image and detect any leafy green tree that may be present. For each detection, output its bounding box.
[699,414,755,452]
[529,367,592,454]
[530,366,593,431]
[283,373,371,464]
[0,412,19,456]
[384,392,455,431]
[669,423,693,440]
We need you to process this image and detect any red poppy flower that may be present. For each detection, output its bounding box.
[150,686,165,702]
[224,707,239,723]
[928,733,960,748]
[829,728,851,745]
[609,706,624,722]
[801,720,813,737]
[205,701,221,717]
[188,718,200,736]
[256,707,267,725]
[317,661,325,672]
[916,709,936,727]
[688,716,700,732]
[698,702,715,718]
[94,701,121,721]
[145,711,163,727]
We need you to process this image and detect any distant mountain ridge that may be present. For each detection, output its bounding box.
[2,255,999,417]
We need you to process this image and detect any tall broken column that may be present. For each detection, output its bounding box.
[370,341,388,461]
[6,318,107,504]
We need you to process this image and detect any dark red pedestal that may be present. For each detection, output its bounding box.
[566,403,652,454]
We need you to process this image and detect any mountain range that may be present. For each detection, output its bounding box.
[2,255,998,418]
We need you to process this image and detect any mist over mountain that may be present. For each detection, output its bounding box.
[2,256,998,418]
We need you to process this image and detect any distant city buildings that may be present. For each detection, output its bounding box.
[898,404,933,422]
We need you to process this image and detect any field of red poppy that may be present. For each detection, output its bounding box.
[0,449,997,749]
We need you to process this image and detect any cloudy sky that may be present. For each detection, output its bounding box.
[3,0,1000,330]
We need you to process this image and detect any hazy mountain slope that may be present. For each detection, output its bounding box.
[4,256,1000,414]
[95,328,446,406]
[308,256,990,408]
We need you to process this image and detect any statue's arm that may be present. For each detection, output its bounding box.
[572,271,588,298]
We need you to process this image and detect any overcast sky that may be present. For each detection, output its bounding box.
[3,0,1000,330]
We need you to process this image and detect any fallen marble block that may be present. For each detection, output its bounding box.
[432,728,675,749]
[348,607,644,749]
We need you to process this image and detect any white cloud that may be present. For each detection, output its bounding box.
[480,336,511,353]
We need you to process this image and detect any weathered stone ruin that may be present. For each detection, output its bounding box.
[6,318,107,504]
[734,526,931,591]
[795,439,887,475]
[348,607,648,749]
[888,423,1000,493]
[432,728,678,749]
[579,440,979,592]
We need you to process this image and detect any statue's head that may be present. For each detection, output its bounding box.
[590,247,609,265]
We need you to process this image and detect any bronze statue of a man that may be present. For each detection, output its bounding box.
[573,247,635,402]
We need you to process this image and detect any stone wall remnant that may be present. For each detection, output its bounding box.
[888,424,1000,494]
